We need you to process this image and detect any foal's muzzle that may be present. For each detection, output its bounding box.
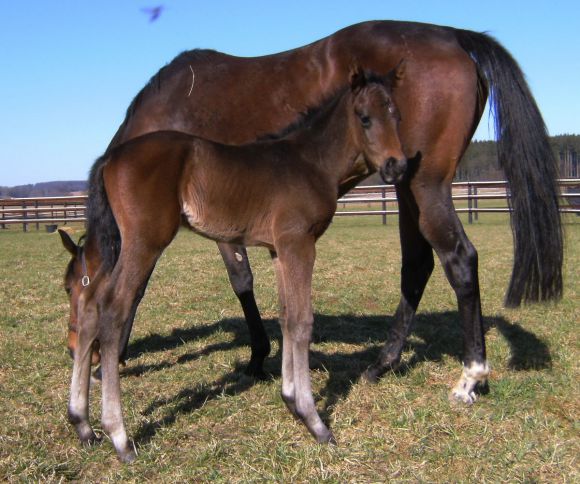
[380,156,407,184]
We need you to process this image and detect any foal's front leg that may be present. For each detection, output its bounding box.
[273,237,335,444]
[69,291,100,446]
[99,250,162,462]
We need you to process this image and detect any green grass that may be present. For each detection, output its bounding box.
[0,215,578,482]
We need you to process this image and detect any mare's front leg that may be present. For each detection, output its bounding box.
[217,242,270,378]
[364,183,434,381]
[273,236,334,443]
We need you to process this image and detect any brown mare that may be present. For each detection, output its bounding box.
[59,68,406,461]
[61,21,563,456]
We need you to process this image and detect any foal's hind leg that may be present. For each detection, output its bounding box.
[364,184,434,381]
[218,242,270,378]
[273,236,334,443]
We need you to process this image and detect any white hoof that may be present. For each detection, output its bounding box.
[450,361,490,405]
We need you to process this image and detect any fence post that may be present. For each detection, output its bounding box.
[23,201,28,232]
[1,201,5,229]
[381,187,387,225]
[467,182,473,224]
[35,200,40,230]
[474,185,478,221]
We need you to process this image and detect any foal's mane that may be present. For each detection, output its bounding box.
[256,87,344,142]
[258,71,388,142]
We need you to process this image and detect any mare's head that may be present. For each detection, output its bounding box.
[349,62,407,184]
[58,229,101,365]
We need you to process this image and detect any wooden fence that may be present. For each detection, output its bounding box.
[1,180,579,231]
[335,179,580,224]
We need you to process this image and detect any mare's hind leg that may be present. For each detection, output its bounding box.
[218,242,270,378]
[364,184,434,382]
[415,185,489,403]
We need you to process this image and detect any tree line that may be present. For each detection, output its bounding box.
[362,134,580,184]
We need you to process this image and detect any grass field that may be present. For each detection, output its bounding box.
[0,214,578,482]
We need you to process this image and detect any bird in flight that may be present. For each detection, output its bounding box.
[141,5,164,22]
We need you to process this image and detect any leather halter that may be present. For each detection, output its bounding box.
[78,245,90,287]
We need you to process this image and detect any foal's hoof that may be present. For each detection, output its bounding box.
[280,394,298,417]
[118,448,137,464]
[92,365,102,382]
[80,431,102,447]
[317,431,337,445]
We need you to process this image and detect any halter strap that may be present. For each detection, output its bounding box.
[78,245,91,287]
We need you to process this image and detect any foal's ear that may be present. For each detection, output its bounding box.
[386,58,406,87]
[350,66,367,93]
[58,229,78,256]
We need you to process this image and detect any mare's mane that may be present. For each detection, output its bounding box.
[122,49,220,123]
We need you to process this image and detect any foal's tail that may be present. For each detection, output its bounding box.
[86,154,121,272]
[453,29,563,307]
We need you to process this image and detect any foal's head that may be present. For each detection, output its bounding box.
[59,229,101,365]
[349,63,407,184]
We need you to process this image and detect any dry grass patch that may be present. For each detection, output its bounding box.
[0,217,578,481]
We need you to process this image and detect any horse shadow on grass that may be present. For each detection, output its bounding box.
[128,311,552,447]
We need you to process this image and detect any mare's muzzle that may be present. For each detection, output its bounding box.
[380,156,407,184]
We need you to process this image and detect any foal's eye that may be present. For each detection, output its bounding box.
[359,114,371,129]
[384,100,395,115]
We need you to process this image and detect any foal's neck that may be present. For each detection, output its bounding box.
[292,91,362,187]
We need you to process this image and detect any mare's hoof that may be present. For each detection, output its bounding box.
[362,357,400,383]
[361,367,381,383]
[449,380,489,405]
[449,389,477,405]
[244,363,268,381]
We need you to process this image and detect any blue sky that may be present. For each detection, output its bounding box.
[1,1,579,186]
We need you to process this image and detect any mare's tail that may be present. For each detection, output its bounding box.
[86,155,121,272]
[452,29,563,307]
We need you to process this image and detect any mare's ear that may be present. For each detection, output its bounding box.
[386,58,406,88]
[58,229,78,256]
[350,66,367,93]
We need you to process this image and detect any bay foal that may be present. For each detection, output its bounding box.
[60,67,405,461]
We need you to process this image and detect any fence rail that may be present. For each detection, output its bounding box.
[1,180,579,231]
